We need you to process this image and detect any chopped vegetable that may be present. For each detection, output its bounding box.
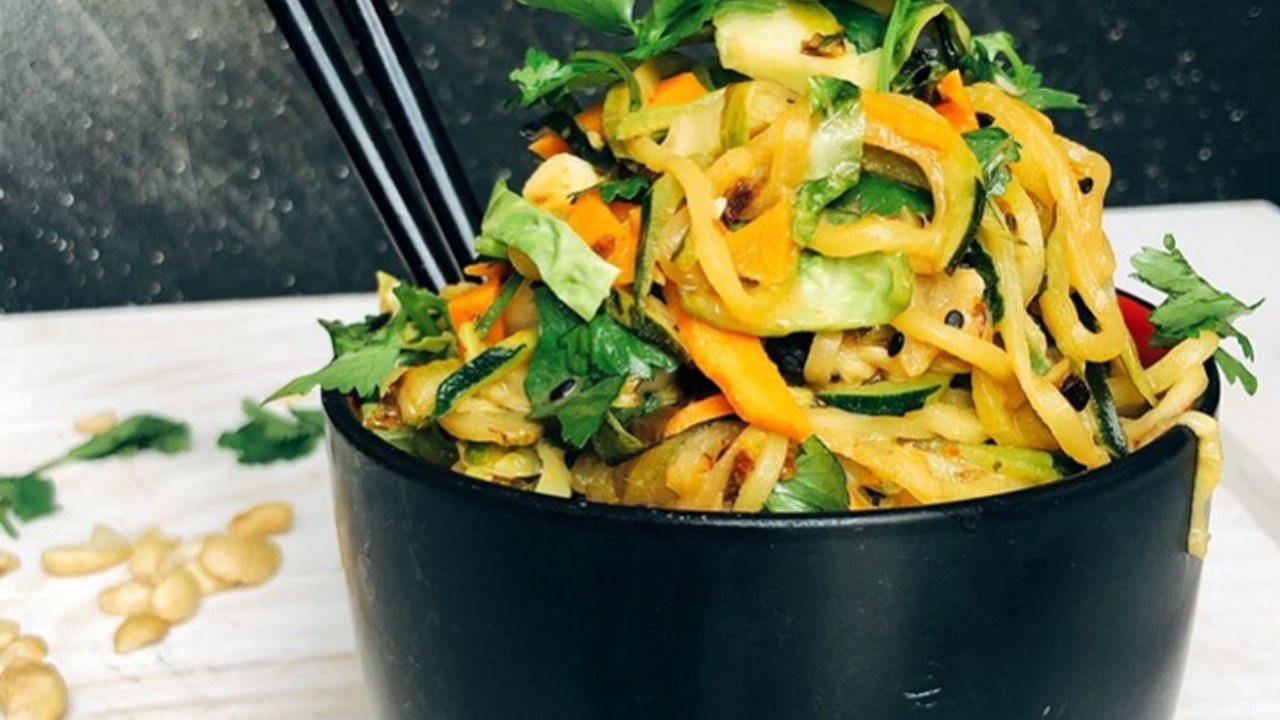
[764,436,848,512]
[663,394,735,437]
[526,287,676,447]
[934,69,978,132]
[669,289,812,441]
[793,76,866,243]
[475,180,619,320]
[962,126,1021,197]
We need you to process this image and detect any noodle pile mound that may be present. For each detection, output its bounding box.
[289,0,1256,555]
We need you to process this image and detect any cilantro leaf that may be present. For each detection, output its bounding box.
[267,316,404,402]
[598,176,652,202]
[963,126,1021,197]
[0,474,57,538]
[393,283,452,338]
[825,175,934,225]
[961,32,1083,111]
[525,286,676,447]
[1131,234,1263,394]
[510,49,583,106]
[877,0,970,92]
[632,0,719,59]
[793,76,865,243]
[821,0,888,54]
[764,436,849,512]
[516,0,635,36]
[218,400,326,465]
[66,414,191,461]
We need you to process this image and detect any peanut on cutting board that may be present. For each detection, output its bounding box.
[39,502,294,655]
[0,620,68,720]
[0,550,19,578]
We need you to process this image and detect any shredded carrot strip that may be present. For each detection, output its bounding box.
[934,70,979,133]
[448,273,505,342]
[664,394,736,437]
[863,91,959,153]
[648,72,707,108]
[667,286,812,441]
[567,191,638,285]
[526,130,571,160]
[575,104,604,136]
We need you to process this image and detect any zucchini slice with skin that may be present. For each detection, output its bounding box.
[434,330,535,418]
[818,373,948,416]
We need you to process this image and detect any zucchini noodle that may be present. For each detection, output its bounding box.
[343,1,1235,556]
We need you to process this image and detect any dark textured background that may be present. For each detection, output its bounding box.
[1,0,1274,313]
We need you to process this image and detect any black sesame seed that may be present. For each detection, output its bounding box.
[550,379,577,401]
[976,112,995,128]
[887,331,905,357]
[944,309,965,329]
[1078,176,1095,195]
[1005,213,1018,232]
[1060,375,1091,411]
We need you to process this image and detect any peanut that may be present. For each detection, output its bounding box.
[127,527,180,582]
[151,567,200,624]
[0,550,19,578]
[227,502,294,537]
[41,524,132,576]
[73,410,117,436]
[0,636,47,670]
[184,555,231,596]
[0,661,68,720]
[113,614,169,655]
[0,620,18,651]
[198,534,282,587]
[98,579,154,617]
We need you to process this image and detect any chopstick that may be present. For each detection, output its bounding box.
[264,0,477,291]
[333,0,481,273]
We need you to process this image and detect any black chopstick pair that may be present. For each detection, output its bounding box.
[265,0,480,291]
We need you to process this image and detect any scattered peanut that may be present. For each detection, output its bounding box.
[98,579,154,617]
[0,550,19,578]
[73,410,117,436]
[227,501,294,538]
[151,567,201,624]
[199,534,282,587]
[0,620,18,650]
[113,614,169,655]
[41,524,132,576]
[184,550,232,595]
[0,620,67,720]
[42,501,293,657]
[0,661,68,720]
[127,527,181,582]
[0,635,47,669]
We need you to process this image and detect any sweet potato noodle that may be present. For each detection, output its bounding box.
[311,0,1235,556]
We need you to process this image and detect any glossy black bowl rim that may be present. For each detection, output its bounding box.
[323,350,1220,533]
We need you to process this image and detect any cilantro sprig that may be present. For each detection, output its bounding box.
[268,282,454,403]
[218,400,326,465]
[1,414,190,538]
[1131,235,1263,394]
[962,32,1083,111]
[526,286,677,447]
[510,0,718,106]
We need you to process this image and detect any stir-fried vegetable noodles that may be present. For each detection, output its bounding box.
[284,0,1261,556]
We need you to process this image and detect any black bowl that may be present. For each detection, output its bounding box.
[323,316,1220,720]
